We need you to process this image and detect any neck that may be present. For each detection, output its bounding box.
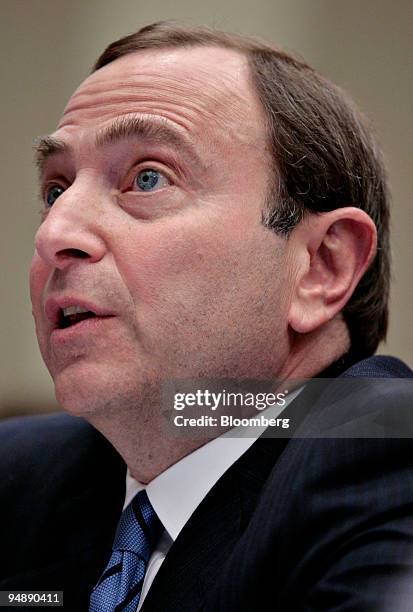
[280,317,351,381]
[87,392,214,484]
[86,318,351,483]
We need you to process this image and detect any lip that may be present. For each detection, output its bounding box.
[50,314,115,344]
[45,295,114,330]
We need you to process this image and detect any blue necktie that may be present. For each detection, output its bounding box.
[90,490,163,612]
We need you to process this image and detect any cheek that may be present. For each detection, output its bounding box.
[112,215,243,302]
[29,253,47,314]
[113,211,285,324]
[29,254,51,354]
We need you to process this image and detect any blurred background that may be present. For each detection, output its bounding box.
[1,0,412,418]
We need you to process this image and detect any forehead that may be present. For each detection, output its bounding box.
[57,45,266,151]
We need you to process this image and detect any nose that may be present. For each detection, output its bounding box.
[34,183,107,269]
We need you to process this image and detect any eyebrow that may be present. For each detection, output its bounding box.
[34,115,202,175]
[34,136,68,174]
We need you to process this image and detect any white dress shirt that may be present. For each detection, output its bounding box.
[122,387,302,610]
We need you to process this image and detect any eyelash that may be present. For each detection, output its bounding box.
[128,162,173,191]
[41,162,174,208]
[39,180,68,214]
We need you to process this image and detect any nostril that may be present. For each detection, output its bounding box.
[56,248,90,260]
[35,223,106,267]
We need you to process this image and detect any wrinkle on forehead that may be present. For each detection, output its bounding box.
[59,47,265,146]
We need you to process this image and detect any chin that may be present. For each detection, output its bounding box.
[54,378,104,418]
[53,361,161,419]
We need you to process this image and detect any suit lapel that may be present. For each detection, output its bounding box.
[140,436,289,611]
[141,375,339,611]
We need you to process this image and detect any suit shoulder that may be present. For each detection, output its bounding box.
[342,354,413,379]
[0,412,110,488]
[0,412,95,458]
[305,354,413,422]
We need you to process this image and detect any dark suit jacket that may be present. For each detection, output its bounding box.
[1,355,413,611]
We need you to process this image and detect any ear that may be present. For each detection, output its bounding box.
[288,207,377,334]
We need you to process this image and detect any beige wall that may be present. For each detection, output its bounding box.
[1,0,411,417]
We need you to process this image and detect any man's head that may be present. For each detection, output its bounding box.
[30,22,386,427]
[91,22,390,360]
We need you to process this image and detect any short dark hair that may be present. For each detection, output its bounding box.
[93,21,390,359]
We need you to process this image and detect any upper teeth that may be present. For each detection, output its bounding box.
[62,306,91,317]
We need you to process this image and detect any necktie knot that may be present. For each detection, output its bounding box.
[113,489,163,557]
[90,490,163,612]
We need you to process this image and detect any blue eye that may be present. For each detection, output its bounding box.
[134,169,169,192]
[45,185,65,207]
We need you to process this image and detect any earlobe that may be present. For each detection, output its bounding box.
[288,208,377,335]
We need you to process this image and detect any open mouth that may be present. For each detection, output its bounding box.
[58,306,97,329]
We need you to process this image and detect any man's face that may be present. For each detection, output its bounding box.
[30,46,295,417]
